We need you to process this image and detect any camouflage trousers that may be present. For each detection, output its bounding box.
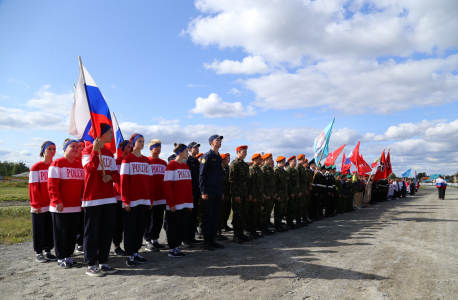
[231,195,249,230]
[286,193,298,220]
[248,197,263,227]
[262,195,274,225]
[346,193,354,212]
[218,195,232,231]
[274,192,287,224]
[302,190,311,217]
[335,194,344,213]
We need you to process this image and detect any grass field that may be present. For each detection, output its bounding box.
[0,181,29,202]
[0,206,32,245]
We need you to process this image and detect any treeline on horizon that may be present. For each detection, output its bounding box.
[0,161,30,176]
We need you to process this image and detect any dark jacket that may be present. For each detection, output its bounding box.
[199,149,224,194]
[186,155,201,198]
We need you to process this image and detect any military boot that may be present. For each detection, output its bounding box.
[210,236,225,249]
[203,235,215,251]
[249,228,260,239]
[240,230,252,242]
[261,225,274,236]
[286,219,297,230]
[233,230,244,244]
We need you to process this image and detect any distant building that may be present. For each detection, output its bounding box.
[420,176,430,183]
[454,172,458,183]
[428,174,444,184]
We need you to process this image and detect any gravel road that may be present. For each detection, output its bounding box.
[1,186,457,299]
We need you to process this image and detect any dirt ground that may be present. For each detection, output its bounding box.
[0,186,457,300]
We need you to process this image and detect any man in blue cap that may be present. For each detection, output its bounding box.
[199,134,225,251]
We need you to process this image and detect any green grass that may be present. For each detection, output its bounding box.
[419,186,427,189]
[0,181,29,201]
[0,206,32,245]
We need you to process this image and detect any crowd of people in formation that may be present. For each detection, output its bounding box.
[29,123,419,277]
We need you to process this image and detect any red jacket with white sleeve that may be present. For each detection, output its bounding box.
[164,160,193,211]
[48,157,85,213]
[82,145,119,207]
[148,157,167,206]
[114,156,123,201]
[120,153,153,207]
[29,161,51,212]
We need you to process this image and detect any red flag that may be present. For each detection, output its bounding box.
[324,144,345,167]
[373,150,387,181]
[357,155,372,174]
[386,150,392,177]
[348,141,360,166]
[341,150,351,173]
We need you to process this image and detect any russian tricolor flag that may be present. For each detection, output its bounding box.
[112,112,124,158]
[69,57,116,153]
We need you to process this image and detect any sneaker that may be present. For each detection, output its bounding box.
[181,241,192,248]
[145,242,160,252]
[175,248,186,257]
[134,254,148,264]
[57,259,71,269]
[126,256,135,267]
[36,253,47,263]
[152,241,166,249]
[100,263,118,274]
[66,257,78,267]
[86,265,105,277]
[114,246,127,256]
[168,249,184,258]
[75,245,84,254]
[190,238,203,245]
[44,252,57,261]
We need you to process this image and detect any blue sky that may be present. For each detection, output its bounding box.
[1,0,458,176]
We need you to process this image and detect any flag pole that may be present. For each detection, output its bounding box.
[311,118,335,185]
[78,56,106,176]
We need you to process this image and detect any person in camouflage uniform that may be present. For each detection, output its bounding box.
[229,146,252,244]
[216,153,232,240]
[286,156,301,230]
[346,174,355,212]
[301,158,313,224]
[249,153,265,239]
[295,154,308,227]
[273,156,288,232]
[334,172,344,214]
[261,153,275,235]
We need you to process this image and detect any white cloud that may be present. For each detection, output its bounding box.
[228,88,243,95]
[189,93,256,118]
[244,56,458,114]
[154,117,180,125]
[0,140,3,144]
[19,150,32,156]
[0,106,67,131]
[26,85,74,116]
[0,94,9,99]
[204,55,268,74]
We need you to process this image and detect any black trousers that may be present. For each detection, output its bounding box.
[123,205,148,256]
[32,211,54,254]
[166,209,191,249]
[201,189,222,236]
[76,211,85,246]
[438,187,446,199]
[113,201,124,246]
[83,204,116,266]
[51,212,79,259]
[184,195,200,242]
[144,204,165,242]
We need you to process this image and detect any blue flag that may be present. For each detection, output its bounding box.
[402,169,411,178]
[314,118,335,159]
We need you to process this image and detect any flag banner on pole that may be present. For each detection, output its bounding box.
[313,119,335,158]
[402,169,411,178]
[112,112,124,158]
[69,60,116,153]
[324,144,345,167]
[386,150,392,177]
[347,141,360,166]
[373,149,387,181]
[371,154,382,168]
[341,151,351,174]
[357,155,372,174]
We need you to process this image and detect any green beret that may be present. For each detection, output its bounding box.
[336,172,341,176]
[332,164,336,170]
[347,174,352,178]
[326,165,332,170]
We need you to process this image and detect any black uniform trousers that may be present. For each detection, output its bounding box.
[51,212,79,259]
[166,209,191,249]
[144,204,166,242]
[201,189,222,236]
[32,211,54,254]
[438,187,446,199]
[123,204,148,256]
[184,195,200,242]
[113,200,124,246]
[83,203,116,266]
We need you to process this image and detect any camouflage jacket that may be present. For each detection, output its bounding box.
[274,166,288,195]
[286,166,299,196]
[295,163,307,193]
[223,165,231,199]
[261,164,275,198]
[305,168,314,193]
[335,178,342,196]
[229,157,251,198]
[249,164,264,201]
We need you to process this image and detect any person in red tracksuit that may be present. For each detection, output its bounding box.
[144,139,168,252]
[121,134,153,266]
[29,141,57,263]
[112,140,131,256]
[164,143,193,258]
[48,139,85,269]
[81,123,119,277]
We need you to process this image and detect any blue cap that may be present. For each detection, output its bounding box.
[188,142,200,149]
[208,134,223,144]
